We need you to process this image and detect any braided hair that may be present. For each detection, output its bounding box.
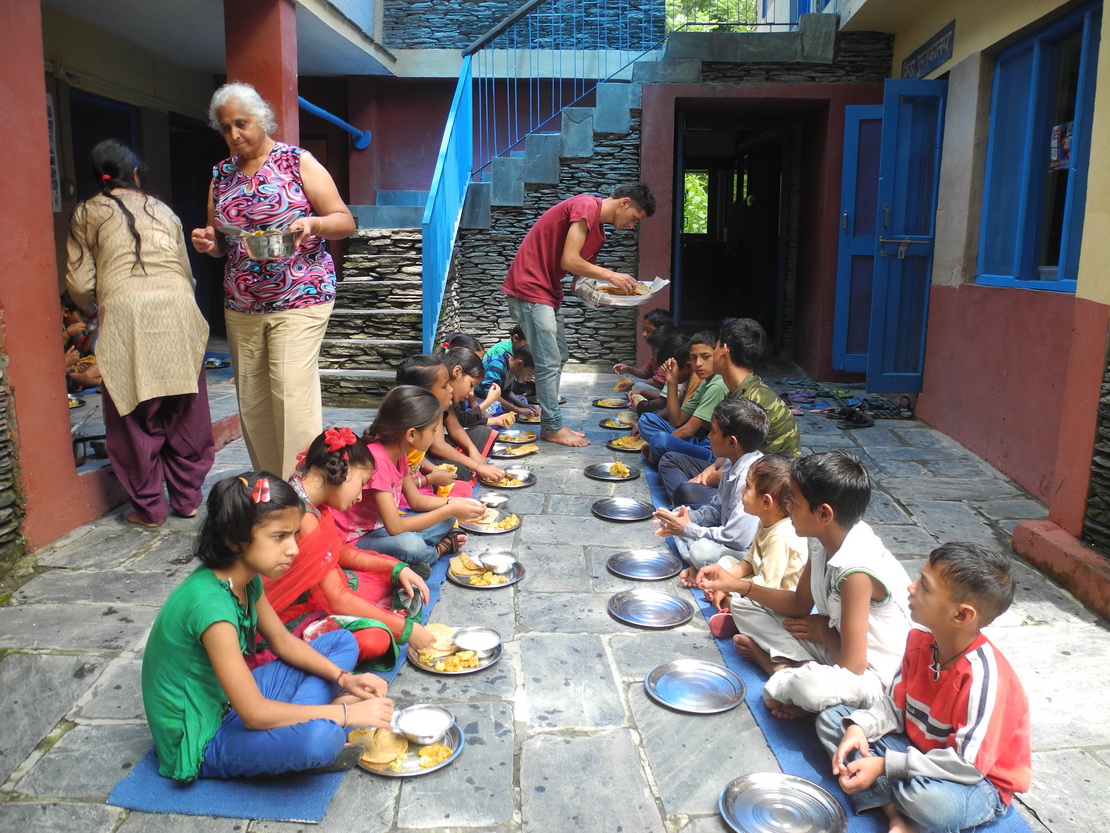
[301,427,373,485]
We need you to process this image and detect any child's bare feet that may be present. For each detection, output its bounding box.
[883,804,919,833]
[542,426,590,447]
[732,634,780,676]
[765,698,809,719]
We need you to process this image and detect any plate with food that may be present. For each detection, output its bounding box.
[584,461,641,482]
[407,624,503,675]
[489,442,539,459]
[517,413,542,424]
[607,435,647,453]
[353,705,465,777]
[496,428,538,444]
[204,358,231,370]
[645,659,746,714]
[718,773,846,833]
[446,550,525,588]
[479,466,536,489]
[592,397,628,409]
[458,508,522,535]
[68,395,86,409]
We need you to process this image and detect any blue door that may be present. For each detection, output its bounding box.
[832,79,947,392]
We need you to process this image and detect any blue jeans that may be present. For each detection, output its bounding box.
[658,450,716,506]
[506,296,568,433]
[358,516,456,565]
[638,412,713,464]
[815,705,1009,833]
[199,630,356,779]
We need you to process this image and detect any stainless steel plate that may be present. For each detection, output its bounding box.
[447,559,525,589]
[357,723,465,778]
[607,589,694,629]
[495,428,539,444]
[607,549,684,581]
[598,415,636,430]
[527,394,566,405]
[459,510,522,535]
[592,497,654,521]
[517,413,542,424]
[489,442,538,459]
[592,397,628,409]
[607,437,647,454]
[645,659,746,713]
[479,466,536,489]
[719,773,847,833]
[584,462,641,482]
[407,643,504,675]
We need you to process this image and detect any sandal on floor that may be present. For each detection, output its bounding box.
[836,409,875,430]
[435,527,467,557]
[302,743,365,775]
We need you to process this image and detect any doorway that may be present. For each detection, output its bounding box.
[673,117,789,348]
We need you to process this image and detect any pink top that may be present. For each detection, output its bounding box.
[332,441,407,542]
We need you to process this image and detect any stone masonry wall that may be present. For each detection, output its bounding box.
[701,31,893,85]
[0,352,25,565]
[1082,361,1110,556]
[384,0,665,51]
[439,117,644,363]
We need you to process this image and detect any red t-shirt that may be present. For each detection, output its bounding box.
[501,194,605,309]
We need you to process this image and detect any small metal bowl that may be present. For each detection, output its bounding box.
[241,230,296,260]
[392,704,454,745]
[479,492,511,509]
[452,626,502,659]
[473,552,517,574]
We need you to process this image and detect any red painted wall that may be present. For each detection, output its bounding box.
[639,83,882,376]
[916,284,1100,505]
[224,0,299,146]
[0,0,126,550]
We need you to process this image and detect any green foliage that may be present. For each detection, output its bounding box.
[683,171,709,234]
[667,0,759,32]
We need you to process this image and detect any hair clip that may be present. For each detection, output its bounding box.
[251,478,271,504]
[237,476,249,488]
[101,174,112,181]
[295,448,308,469]
[324,426,358,453]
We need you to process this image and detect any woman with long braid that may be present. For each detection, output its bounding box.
[66,139,215,527]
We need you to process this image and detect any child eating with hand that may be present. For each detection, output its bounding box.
[816,542,1030,833]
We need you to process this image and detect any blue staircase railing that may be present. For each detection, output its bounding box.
[420,55,473,351]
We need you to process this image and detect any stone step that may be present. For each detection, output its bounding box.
[376,189,428,206]
[524,132,561,185]
[593,82,639,133]
[342,252,423,282]
[461,180,491,230]
[348,227,422,252]
[319,338,422,369]
[320,369,395,406]
[326,308,422,341]
[561,107,595,158]
[334,279,421,311]
[351,204,426,229]
[491,155,525,207]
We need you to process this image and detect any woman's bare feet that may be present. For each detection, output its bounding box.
[764,698,809,719]
[542,426,590,447]
[124,512,160,528]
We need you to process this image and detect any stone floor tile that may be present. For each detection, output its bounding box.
[512,543,589,593]
[1020,748,1110,832]
[925,458,998,479]
[610,630,728,681]
[390,646,515,701]
[969,497,1050,521]
[585,546,685,594]
[630,685,778,814]
[126,531,199,572]
[519,591,635,634]
[0,804,121,833]
[520,729,667,833]
[0,603,156,652]
[543,492,610,514]
[878,476,1018,500]
[867,458,930,478]
[863,490,914,524]
[425,581,517,642]
[14,569,174,606]
[17,723,152,799]
[249,765,396,833]
[395,701,514,830]
[675,814,739,832]
[119,813,247,833]
[522,514,659,547]
[993,562,1101,627]
[867,523,938,558]
[0,653,109,783]
[514,634,625,730]
[74,659,145,720]
[478,488,544,515]
[900,499,1010,550]
[36,522,158,570]
[988,624,1110,748]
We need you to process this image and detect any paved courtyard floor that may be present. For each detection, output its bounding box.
[3,370,1109,833]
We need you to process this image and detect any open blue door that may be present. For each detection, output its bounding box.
[867,79,947,393]
[832,105,883,373]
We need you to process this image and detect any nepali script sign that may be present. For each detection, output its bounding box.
[902,21,955,80]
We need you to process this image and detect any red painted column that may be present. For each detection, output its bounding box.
[224,0,299,146]
[0,0,125,548]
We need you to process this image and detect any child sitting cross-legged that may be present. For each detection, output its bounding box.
[612,308,673,391]
[477,343,539,418]
[816,543,1030,833]
[695,450,911,719]
[627,332,692,415]
[654,398,768,566]
[262,427,436,668]
[141,473,393,782]
[679,455,808,637]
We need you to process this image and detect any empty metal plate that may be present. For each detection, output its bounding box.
[644,659,746,713]
[584,462,642,482]
[592,497,654,521]
[607,589,694,629]
[607,549,684,581]
[719,773,847,833]
[479,466,536,489]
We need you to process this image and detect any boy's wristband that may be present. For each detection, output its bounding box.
[399,617,415,644]
[390,561,407,585]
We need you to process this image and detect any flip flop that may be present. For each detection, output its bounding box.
[709,611,738,639]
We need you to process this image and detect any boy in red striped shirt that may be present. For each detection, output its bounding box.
[816,542,1031,833]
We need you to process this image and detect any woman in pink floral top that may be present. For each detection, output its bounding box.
[191,82,354,479]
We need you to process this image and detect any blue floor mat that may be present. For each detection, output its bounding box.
[642,464,1030,833]
[107,547,453,820]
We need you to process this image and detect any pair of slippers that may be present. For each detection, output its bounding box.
[835,408,875,430]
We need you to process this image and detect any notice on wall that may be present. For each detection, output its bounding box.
[47,94,61,213]
[1050,122,1073,172]
[902,21,955,80]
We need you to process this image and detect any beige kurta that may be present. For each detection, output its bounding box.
[66,193,209,416]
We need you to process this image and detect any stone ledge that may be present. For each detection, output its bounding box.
[1013,520,1110,621]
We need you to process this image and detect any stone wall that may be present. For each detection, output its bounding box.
[0,353,24,565]
[383,0,665,51]
[701,31,893,85]
[438,118,644,362]
[1082,362,1110,556]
